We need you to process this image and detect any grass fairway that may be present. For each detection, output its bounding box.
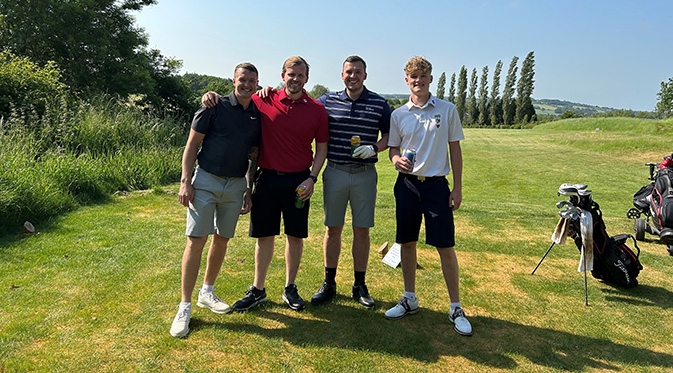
[2,118,673,372]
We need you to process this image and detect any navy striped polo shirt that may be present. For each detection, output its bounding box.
[317,87,391,164]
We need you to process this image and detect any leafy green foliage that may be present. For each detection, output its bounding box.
[655,77,673,118]
[0,51,67,120]
[466,68,478,125]
[456,66,467,121]
[448,72,456,103]
[489,60,503,126]
[435,72,446,100]
[308,84,329,99]
[0,98,185,232]
[182,73,234,96]
[477,66,489,126]
[515,51,536,123]
[502,56,519,126]
[0,0,195,119]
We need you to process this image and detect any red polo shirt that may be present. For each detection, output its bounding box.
[253,89,329,173]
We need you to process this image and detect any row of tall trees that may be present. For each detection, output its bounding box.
[436,51,536,126]
[0,0,197,121]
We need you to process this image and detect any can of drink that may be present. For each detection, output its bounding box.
[350,135,361,156]
[295,185,307,208]
[403,148,416,170]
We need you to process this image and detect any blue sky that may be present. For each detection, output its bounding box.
[134,0,672,111]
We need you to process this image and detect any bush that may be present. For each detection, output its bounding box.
[0,51,67,121]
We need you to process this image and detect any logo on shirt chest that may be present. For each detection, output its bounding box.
[433,114,441,128]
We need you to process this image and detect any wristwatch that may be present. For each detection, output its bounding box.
[308,175,318,183]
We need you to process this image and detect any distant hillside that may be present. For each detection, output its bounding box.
[531,98,618,116]
[381,95,635,116]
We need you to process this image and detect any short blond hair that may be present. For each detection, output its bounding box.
[404,56,432,75]
[282,56,310,77]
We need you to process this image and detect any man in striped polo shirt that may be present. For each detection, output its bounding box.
[310,55,391,309]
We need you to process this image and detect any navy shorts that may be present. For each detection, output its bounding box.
[249,169,310,238]
[394,173,455,248]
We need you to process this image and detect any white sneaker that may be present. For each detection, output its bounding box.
[197,290,232,314]
[384,296,419,320]
[449,307,473,336]
[170,303,191,338]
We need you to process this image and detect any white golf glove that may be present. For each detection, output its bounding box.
[353,145,377,159]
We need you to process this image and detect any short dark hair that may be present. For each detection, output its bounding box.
[282,56,309,77]
[343,55,367,71]
[234,62,258,76]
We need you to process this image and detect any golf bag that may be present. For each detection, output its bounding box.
[651,167,673,230]
[628,153,673,254]
[584,201,642,288]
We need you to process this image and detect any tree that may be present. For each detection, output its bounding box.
[448,73,456,103]
[466,68,478,125]
[456,66,468,121]
[436,72,446,100]
[308,84,329,99]
[515,51,536,123]
[477,66,489,126]
[0,0,157,97]
[0,0,194,118]
[489,60,503,126]
[655,77,673,118]
[182,73,234,96]
[502,56,519,126]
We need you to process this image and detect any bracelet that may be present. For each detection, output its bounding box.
[372,144,379,153]
[308,175,318,183]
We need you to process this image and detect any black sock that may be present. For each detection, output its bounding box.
[325,267,337,284]
[354,271,366,286]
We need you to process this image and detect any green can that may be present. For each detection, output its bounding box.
[295,185,307,208]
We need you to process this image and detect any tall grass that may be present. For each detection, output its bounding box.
[0,97,186,233]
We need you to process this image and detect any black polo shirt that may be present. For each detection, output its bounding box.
[191,91,261,178]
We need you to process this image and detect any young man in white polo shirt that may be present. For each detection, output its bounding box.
[384,56,472,336]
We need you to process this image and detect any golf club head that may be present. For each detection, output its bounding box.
[558,183,588,197]
[556,200,572,209]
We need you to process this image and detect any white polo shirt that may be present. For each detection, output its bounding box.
[389,95,464,177]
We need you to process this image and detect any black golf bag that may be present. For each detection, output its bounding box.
[627,153,673,255]
[651,167,673,231]
[583,201,642,288]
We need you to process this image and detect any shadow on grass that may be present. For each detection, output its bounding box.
[601,284,673,308]
[189,300,673,370]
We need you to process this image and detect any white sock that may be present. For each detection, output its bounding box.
[450,302,461,312]
[404,291,416,301]
[179,301,191,309]
[201,284,214,293]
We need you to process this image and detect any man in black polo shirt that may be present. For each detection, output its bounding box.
[170,63,261,338]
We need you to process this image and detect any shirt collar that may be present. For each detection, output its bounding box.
[338,86,369,101]
[279,88,309,104]
[405,93,436,110]
[227,91,239,106]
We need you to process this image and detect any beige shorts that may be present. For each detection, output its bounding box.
[186,167,246,238]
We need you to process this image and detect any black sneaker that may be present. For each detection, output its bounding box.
[311,281,336,305]
[282,284,306,311]
[352,284,375,309]
[232,285,267,311]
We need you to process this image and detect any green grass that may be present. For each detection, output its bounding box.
[2,118,673,372]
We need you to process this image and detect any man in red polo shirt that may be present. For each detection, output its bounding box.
[203,56,328,311]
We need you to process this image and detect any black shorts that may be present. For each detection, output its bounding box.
[249,169,310,238]
[394,173,455,248]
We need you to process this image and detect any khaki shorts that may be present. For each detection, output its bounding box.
[323,161,377,228]
[186,167,247,238]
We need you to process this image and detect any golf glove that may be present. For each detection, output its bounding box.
[353,145,377,159]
